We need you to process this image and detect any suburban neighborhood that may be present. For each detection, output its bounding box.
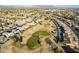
[0,6,79,53]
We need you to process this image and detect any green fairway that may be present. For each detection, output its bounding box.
[27,31,49,49]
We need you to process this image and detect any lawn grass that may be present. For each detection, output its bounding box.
[32,31,49,37]
[27,31,49,49]
[27,35,40,49]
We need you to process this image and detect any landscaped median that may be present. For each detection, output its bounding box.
[26,31,49,49]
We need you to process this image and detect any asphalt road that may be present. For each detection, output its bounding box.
[62,46,78,53]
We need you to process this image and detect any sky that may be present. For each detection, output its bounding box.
[53,5,79,8]
[0,5,79,8]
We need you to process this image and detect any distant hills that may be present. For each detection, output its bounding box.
[34,5,54,8]
[0,5,54,8]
